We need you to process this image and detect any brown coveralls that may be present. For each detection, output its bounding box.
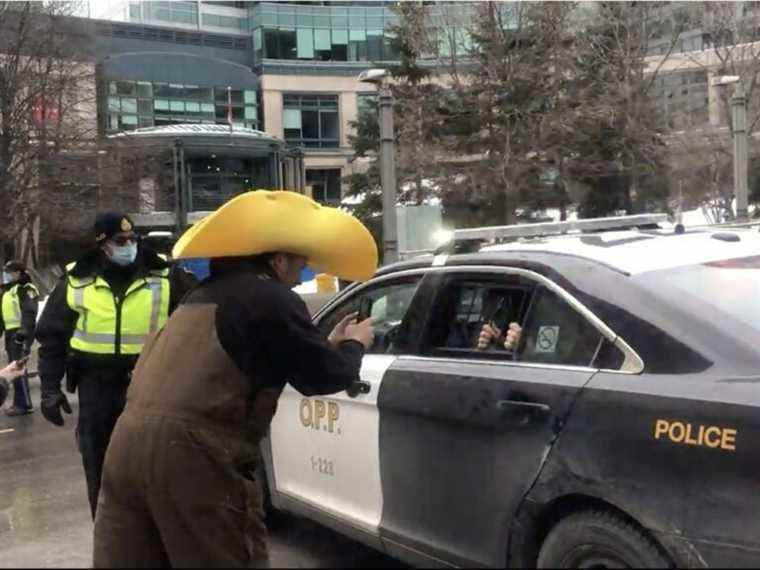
[93,264,364,568]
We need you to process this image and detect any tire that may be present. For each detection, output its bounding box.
[537,510,671,569]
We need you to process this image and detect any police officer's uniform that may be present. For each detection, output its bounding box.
[0,261,39,415]
[35,213,196,518]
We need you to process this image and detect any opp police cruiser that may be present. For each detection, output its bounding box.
[260,214,760,569]
[0,260,39,415]
[36,212,196,518]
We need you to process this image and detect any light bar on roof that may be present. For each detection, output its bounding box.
[452,214,669,242]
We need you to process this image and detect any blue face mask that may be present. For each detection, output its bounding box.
[108,243,138,267]
[2,272,13,284]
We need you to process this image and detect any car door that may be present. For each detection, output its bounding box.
[376,267,605,567]
[269,272,425,536]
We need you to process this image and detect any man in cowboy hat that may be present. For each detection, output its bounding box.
[0,260,39,415]
[93,191,376,568]
[35,211,197,519]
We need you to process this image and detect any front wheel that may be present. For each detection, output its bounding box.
[537,510,671,569]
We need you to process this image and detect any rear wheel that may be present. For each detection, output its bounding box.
[537,510,671,569]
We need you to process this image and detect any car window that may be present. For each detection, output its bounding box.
[517,285,604,368]
[593,338,626,370]
[425,276,532,359]
[317,276,422,355]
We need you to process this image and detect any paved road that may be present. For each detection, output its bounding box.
[0,382,404,568]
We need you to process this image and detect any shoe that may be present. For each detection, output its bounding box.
[5,407,34,416]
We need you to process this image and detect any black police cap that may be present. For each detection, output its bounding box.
[94,212,135,243]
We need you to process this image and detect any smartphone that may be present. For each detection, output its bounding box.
[358,296,373,322]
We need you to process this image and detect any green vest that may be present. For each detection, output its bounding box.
[2,283,38,331]
[65,262,171,355]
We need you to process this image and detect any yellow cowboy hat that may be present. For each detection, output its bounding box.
[172,190,378,282]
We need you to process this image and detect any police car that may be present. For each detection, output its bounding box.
[260,214,760,568]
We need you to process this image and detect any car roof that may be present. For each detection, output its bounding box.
[378,228,760,277]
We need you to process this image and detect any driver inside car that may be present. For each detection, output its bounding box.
[367,288,412,352]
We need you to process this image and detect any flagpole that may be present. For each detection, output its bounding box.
[227,85,233,134]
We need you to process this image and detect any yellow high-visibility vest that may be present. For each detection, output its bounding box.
[65,262,170,355]
[2,283,38,331]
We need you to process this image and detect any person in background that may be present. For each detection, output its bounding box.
[0,260,39,416]
[0,360,30,407]
[35,212,197,519]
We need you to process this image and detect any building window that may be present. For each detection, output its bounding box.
[306,169,342,205]
[250,2,477,62]
[357,92,377,118]
[201,13,248,31]
[143,0,199,26]
[282,94,340,149]
[251,2,404,62]
[104,80,260,133]
[201,1,247,8]
[129,2,141,21]
[189,155,272,211]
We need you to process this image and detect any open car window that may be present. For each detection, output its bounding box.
[424,274,533,360]
[422,271,620,369]
[317,276,423,355]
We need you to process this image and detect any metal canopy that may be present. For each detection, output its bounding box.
[131,211,211,229]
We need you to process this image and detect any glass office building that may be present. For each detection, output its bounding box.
[250,2,479,63]
[128,1,249,34]
[251,2,401,62]
[105,80,260,133]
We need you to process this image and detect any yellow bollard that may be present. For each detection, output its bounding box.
[315,273,337,294]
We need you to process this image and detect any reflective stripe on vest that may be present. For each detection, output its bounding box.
[66,266,170,355]
[1,285,21,330]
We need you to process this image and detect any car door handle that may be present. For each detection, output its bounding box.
[346,380,371,398]
[497,400,551,413]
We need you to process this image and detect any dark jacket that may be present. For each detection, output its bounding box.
[0,274,39,354]
[35,246,197,393]
[125,261,364,435]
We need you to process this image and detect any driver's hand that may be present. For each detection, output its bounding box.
[477,323,502,350]
[328,312,358,348]
[504,322,522,351]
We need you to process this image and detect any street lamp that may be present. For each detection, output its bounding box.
[711,75,749,222]
[358,68,398,264]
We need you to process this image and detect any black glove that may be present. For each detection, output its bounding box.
[13,331,32,354]
[13,331,25,348]
[41,388,72,427]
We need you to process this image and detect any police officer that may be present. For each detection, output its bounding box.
[0,260,39,416]
[36,212,196,518]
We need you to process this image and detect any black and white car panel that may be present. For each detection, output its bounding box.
[261,228,760,568]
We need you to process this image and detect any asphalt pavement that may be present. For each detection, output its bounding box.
[0,377,404,568]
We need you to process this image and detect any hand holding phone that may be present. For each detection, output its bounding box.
[14,355,30,368]
[358,296,373,322]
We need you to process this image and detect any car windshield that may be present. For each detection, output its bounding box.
[637,255,760,341]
